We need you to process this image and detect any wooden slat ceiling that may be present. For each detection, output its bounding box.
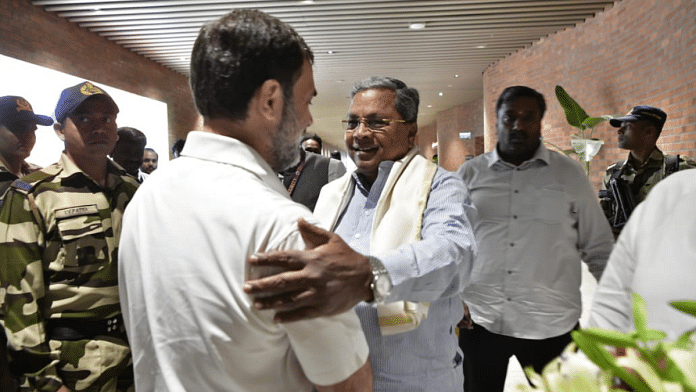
[32,0,618,146]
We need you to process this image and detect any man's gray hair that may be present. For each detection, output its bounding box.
[350,77,419,123]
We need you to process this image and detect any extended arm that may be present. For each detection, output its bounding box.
[243,171,477,321]
[377,170,476,302]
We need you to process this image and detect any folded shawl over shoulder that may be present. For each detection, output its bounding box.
[314,147,436,335]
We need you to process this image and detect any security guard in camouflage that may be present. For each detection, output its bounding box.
[0,96,53,392]
[0,81,138,392]
[0,96,53,199]
[600,105,696,236]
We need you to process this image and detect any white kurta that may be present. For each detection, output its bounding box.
[118,131,369,392]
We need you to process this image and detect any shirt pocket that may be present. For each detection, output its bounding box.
[55,205,109,274]
[535,188,571,224]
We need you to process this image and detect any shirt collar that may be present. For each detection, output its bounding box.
[624,147,663,170]
[488,142,550,169]
[352,160,395,197]
[59,153,129,190]
[182,131,287,195]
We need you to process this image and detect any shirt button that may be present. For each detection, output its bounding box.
[514,190,519,193]
[513,215,518,219]
[354,233,361,239]
[510,243,514,247]
[507,297,512,301]
[507,270,513,274]
[364,211,370,216]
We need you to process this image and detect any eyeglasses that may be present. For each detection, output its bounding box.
[341,117,407,132]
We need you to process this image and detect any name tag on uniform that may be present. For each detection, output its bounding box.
[55,204,100,219]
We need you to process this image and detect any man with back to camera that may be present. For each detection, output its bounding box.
[599,105,696,236]
[244,76,478,391]
[456,86,613,392]
[0,81,138,392]
[590,167,696,343]
[279,133,346,211]
[0,95,53,392]
[110,126,148,182]
[140,147,158,174]
[117,9,372,392]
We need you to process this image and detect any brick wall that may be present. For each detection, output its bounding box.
[436,98,484,171]
[481,0,696,188]
[1,0,199,152]
[417,122,438,161]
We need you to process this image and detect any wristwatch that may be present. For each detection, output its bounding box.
[367,256,392,304]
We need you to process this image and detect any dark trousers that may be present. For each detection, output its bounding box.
[459,322,577,392]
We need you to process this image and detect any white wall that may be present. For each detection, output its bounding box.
[0,54,169,168]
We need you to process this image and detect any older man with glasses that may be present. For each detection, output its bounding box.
[245,76,477,391]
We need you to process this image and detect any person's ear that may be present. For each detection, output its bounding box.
[252,79,284,123]
[643,123,659,141]
[53,122,66,142]
[407,123,418,149]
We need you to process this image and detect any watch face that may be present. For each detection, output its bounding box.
[375,274,392,296]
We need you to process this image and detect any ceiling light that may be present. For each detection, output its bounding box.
[438,92,443,96]
[409,23,426,30]
[427,105,432,108]
[454,74,459,78]
[327,50,334,54]
[301,0,315,4]
[476,45,487,49]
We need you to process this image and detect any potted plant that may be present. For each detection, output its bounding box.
[546,85,613,175]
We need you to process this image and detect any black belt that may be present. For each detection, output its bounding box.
[47,315,127,341]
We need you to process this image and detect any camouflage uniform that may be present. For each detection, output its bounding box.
[0,161,42,201]
[0,153,138,392]
[600,147,696,224]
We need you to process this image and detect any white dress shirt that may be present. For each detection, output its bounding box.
[589,169,696,341]
[458,143,613,339]
[118,131,369,392]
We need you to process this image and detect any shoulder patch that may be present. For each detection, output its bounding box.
[11,180,33,193]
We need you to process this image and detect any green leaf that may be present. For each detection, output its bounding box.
[669,332,695,351]
[633,292,649,341]
[572,331,617,369]
[644,329,668,341]
[555,85,589,128]
[580,328,638,348]
[671,301,696,318]
[581,115,612,130]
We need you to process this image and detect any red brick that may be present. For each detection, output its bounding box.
[1,0,198,153]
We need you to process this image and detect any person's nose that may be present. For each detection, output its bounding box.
[353,120,371,138]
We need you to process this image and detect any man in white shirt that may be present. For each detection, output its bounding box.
[456,86,614,392]
[589,169,696,341]
[118,10,371,392]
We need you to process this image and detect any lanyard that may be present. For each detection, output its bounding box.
[286,154,307,196]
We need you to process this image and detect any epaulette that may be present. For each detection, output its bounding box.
[8,164,63,195]
[10,180,34,193]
